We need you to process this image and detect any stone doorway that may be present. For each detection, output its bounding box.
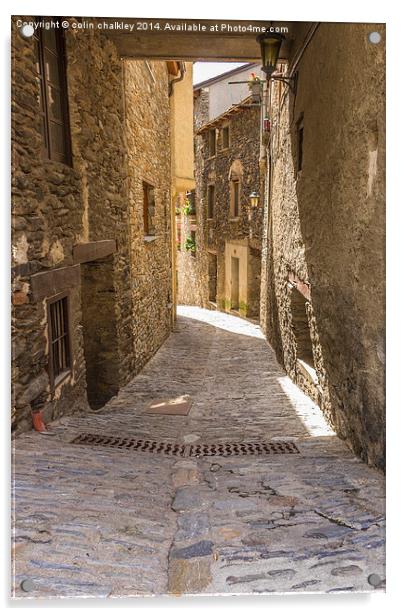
[231,256,240,310]
[80,255,120,410]
[208,252,217,304]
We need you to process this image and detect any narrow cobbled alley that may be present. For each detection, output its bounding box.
[12,307,385,598]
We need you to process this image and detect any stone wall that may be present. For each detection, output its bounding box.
[124,60,173,372]
[176,90,210,307]
[262,23,385,468]
[178,87,264,312]
[12,18,92,431]
[66,27,135,388]
[176,193,206,306]
[11,20,175,432]
[194,94,263,318]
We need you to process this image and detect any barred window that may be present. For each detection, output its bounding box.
[48,294,71,386]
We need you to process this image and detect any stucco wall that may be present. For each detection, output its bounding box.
[263,23,385,468]
[170,63,196,194]
[205,64,264,121]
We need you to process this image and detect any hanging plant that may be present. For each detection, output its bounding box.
[182,198,195,217]
[184,235,196,253]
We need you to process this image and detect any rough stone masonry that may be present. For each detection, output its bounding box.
[11,17,182,432]
[259,23,385,469]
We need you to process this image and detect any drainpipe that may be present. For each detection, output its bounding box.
[168,62,186,97]
[168,62,186,325]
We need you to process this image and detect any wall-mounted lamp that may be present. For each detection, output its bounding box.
[249,191,260,208]
[256,31,295,91]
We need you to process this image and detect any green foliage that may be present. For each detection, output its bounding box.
[239,301,249,315]
[184,235,196,253]
[182,198,195,217]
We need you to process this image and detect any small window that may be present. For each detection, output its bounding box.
[207,185,215,219]
[230,179,240,218]
[143,182,156,236]
[209,129,216,157]
[290,286,314,368]
[33,19,72,164]
[221,125,230,149]
[48,294,71,387]
[297,117,304,172]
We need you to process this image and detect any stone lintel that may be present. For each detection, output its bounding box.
[104,19,295,62]
[73,240,117,264]
[31,265,80,301]
[225,238,249,248]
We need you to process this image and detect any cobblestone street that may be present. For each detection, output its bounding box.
[12,307,385,598]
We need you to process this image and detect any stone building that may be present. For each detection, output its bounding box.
[12,18,385,471]
[11,17,194,432]
[177,65,264,319]
[259,23,385,469]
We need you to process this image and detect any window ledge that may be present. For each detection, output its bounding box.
[53,369,72,391]
[144,235,157,243]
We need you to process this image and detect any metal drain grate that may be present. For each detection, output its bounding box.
[70,433,300,456]
[188,441,300,456]
[70,433,186,456]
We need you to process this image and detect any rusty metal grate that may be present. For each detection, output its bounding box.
[70,433,186,457]
[70,434,300,456]
[188,441,300,456]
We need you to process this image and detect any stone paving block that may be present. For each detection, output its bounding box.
[12,308,385,597]
[171,487,210,512]
[168,556,212,595]
[176,512,210,542]
[170,540,214,560]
